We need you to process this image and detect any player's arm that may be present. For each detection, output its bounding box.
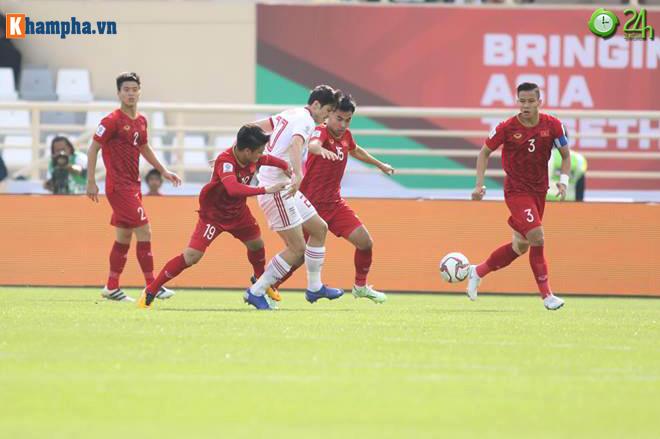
[350,145,394,175]
[556,145,571,201]
[250,118,274,135]
[86,139,102,202]
[220,169,286,197]
[284,135,305,199]
[258,155,292,178]
[472,145,494,201]
[139,143,182,186]
[308,138,338,161]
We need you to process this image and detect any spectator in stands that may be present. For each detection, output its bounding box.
[44,136,88,195]
[0,13,22,85]
[145,168,163,196]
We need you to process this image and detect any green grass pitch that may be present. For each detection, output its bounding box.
[1,287,659,439]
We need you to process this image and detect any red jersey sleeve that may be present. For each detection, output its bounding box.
[346,131,357,152]
[258,154,289,170]
[485,121,507,151]
[140,116,149,146]
[222,174,266,197]
[93,115,116,145]
[309,126,328,144]
[550,116,569,148]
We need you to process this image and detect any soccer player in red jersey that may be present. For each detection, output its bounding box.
[468,82,570,310]
[271,94,394,303]
[136,124,290,309]
[86,72,182,302]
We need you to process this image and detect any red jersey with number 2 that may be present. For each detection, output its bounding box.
[300,125,356,209]
[93,109,148,193]
[485,113,566,195]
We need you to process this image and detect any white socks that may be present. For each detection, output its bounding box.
[250,253,291,296]
[304,245,325,292]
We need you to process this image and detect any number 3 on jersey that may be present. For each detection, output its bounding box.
[527,138,535,152]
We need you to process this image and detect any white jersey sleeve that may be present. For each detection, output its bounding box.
[257,107,315,186]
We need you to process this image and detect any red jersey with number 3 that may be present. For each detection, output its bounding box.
[485,113,567,195]
[300,125,356,209]
[93,109,148,193]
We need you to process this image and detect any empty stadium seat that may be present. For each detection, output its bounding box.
[179,135,208,166]
[0,68,18,100]
[19,67,57,101]
[56,69,93,102]
[2,135,34,167]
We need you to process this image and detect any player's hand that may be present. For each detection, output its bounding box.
[282,166,292,178]
[86,181,99,203]
[556,182,567,201]
[163,171,182,187]
[319,149,338,161]
[265,182,287,194]
[380,163,394,175]
[285,175,301,199]
[471,185,486,201]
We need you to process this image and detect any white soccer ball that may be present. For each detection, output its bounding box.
[439,252,470,283]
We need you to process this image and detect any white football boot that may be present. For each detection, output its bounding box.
[543,294,565,310]
[352,285,387,304]
[155,286,175,300]
[465,265,480,301]
[101,286,135,302]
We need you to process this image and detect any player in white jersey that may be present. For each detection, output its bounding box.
[243,85,345,309]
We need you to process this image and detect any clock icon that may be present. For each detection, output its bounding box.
[588,8,619,38]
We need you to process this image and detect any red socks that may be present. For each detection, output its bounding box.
[529,246,552,298]
[354,248,372,287]
[136,241,155,285]
[247,248,266,279]
[476,243,519,278]
[147,254,189,294]
[107,241,129,290]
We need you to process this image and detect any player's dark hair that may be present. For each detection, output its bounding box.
[145,168,162,182]
[116,72,141,91]
[308,85,341,109]
[50,135,74,155]
[517,82,540,98]
[336,94,356,114]
[236,124,270,152]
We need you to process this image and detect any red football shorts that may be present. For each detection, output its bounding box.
[318,201,363,239]
[187,210,261,252]
[505,192,546,236]
[106,189,149,229]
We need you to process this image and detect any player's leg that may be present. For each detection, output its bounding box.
[466,194,536,301]
[296,192,343,300]
[138,217,219,309]
[134,222,174,300]
[301,213,344,303]
[102,226,133,302]
[526,226,564,310]
[346,224,386,304]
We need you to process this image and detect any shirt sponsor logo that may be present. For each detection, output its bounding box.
[513,133,523,139]
[123,124,131,131]
[540,130,550,137]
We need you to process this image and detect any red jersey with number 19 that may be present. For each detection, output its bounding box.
[300,125,356,210]
[485,113,567,195]
[93,109,148,193]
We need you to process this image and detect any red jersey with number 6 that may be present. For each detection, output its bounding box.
[300,125,356,210]
[485,113,568,195]
[93,109,148,193]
